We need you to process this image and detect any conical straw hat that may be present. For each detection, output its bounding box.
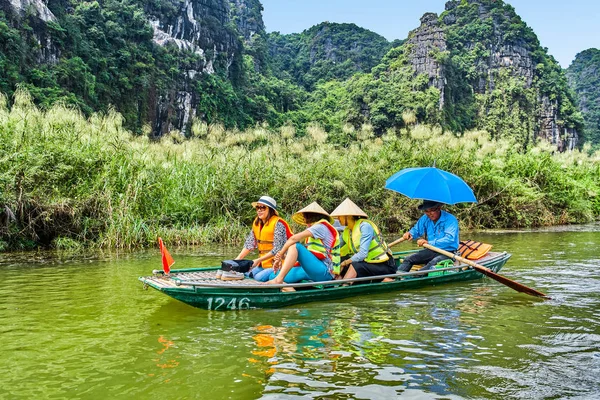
[292,202,333,225]
[330,198,368,218]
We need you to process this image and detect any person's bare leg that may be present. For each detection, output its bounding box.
[343,265,357,280]
[266,244,298,284]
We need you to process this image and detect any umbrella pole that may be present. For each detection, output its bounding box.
[423,243,549,298]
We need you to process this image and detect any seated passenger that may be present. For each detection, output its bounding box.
[236,196,293,282]
[266,202,340,285]
[330,198,396,281]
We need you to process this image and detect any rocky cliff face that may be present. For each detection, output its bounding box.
[442,0,535,91]
[149,0,236,73]
[405,13,447,108]
[0,0,59,64]
[147,0,252,135]
[6,0,55,21]
[229,0,264,41]
[405,0,579,150]
[567,49,600,148]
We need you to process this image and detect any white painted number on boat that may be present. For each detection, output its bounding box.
[206,297,251,310]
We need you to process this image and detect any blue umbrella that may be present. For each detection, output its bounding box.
[385,167,477,205]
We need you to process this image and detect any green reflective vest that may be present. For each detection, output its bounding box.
[341,219,389,263]
[306,219,341,274]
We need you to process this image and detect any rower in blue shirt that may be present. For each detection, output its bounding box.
[398,200,459,272]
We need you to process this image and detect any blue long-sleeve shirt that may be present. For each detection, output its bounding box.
[408,210,459,251]
[349,222,374,263]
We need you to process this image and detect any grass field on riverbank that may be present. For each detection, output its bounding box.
[1,90,599,250]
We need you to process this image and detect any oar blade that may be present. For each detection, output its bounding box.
[472,265,548,298]
[422,243,549,299]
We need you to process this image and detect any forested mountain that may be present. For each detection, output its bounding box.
[268,22,399,90]
[300,1,583,149]
[0,0,298,134]
[567,49,600,149]
[0,0,590,150]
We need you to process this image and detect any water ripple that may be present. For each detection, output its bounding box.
[2,231,600,399]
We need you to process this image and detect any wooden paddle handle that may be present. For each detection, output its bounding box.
[422,243,488,270]
[388,237,407,248]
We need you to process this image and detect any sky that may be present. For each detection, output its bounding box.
[259,0,600,68]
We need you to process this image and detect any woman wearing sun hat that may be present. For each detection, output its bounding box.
[235,195,293,282]
[330,198,396,281]
[266,202,340,286]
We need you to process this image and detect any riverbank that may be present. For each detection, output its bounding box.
[1,90,599,250]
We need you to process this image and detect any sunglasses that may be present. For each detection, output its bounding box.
[255,205,267,211]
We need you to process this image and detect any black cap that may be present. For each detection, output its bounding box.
[418,200,443,210]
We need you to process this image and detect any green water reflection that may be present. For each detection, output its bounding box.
[1,225,599,399]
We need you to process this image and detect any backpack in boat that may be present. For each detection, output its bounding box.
[458,240,492,260]
[221,259,253,273]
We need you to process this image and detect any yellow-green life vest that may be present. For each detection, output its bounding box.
[305,219,341,274]
[343,219,390,263]
[340,228,352,257]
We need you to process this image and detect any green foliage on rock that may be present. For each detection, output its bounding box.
[474,70,537,147]
[567,49,600,149]
[301,45,443,137]
[268,22,394,90]
[439,0,582,139]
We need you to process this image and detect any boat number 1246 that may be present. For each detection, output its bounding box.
[206,297,251,310]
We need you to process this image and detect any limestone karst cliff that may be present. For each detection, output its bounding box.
[144,0,246,135]
[404,0,580,150]
[0,0,587,150]
[0,0,59,64]
[567,48,600,148]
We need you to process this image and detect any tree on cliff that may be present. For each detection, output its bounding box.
[567,48,600,149]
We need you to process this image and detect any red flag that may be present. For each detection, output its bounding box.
[158,237,175,274]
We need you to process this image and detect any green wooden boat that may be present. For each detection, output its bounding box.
[139,249,512,311]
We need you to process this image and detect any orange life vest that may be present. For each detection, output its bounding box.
[252,216,293,268]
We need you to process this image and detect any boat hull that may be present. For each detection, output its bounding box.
[140,251,511,311]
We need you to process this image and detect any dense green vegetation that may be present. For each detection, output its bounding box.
[2,0,170,128]
[1,91,598,250]
[268,1,585,145]
[268,22,397,90]
[299,46,443,135]
[567,49,600,150]
[439,0,582,139]
[0,0,302,131]
[1,0,593,148]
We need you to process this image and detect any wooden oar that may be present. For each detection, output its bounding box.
[423,243,549,298]
[387,237,407,248]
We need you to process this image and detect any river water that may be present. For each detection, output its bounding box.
[1,226,599,399]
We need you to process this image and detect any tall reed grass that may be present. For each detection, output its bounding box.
[1,90,598,250]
